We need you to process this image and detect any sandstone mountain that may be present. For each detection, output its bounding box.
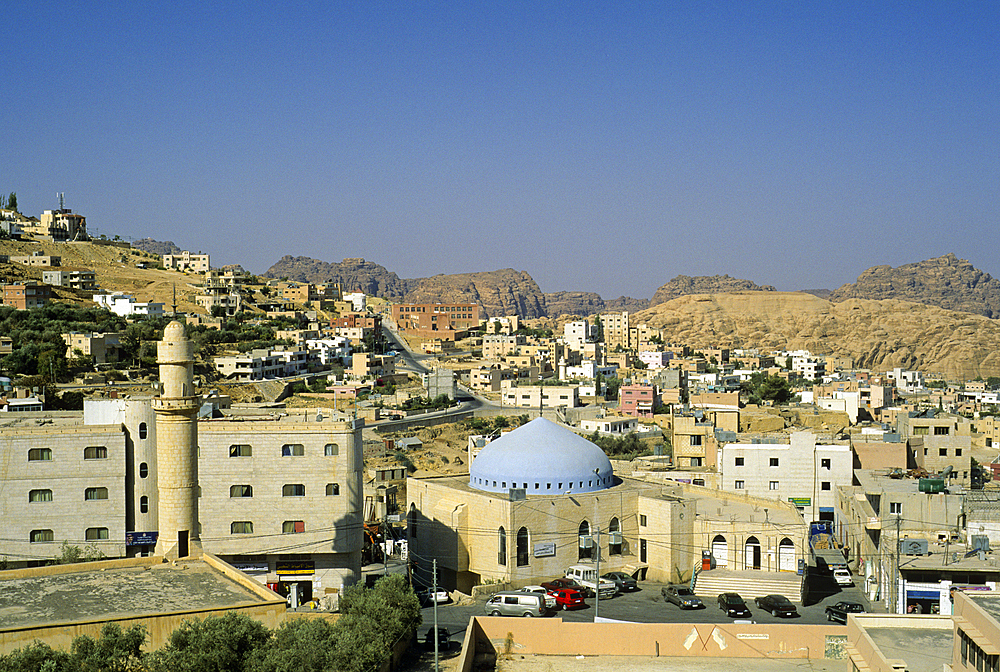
[131,238,183,257]
[828,253,1000,318]
[543,292,650,317]
[632,292,1000,379]
[649,275,777,306]
[263,256,547,317]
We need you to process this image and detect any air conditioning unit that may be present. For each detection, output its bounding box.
[579,536,594,549]
[608,532,623,545]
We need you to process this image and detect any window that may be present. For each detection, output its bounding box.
[85,487,109,500]
[139,462,148,478]
[282,521,306,534]
[821,458,831,469]
[956,449,963,457]
[498,527,507,565]
[516,527,529,567]
[85,527,109,540]
[231,521,254,534]
[140,495,148,513]
[821,481,831,491]
[29,448,52,461]
[84,446,107,459]
[30,529,54,543]
[230,485,253,498]
[230,444,252,457]
[138,422,148,439]
[770,457,779,467]
[640,514,647,527]
[29,489,53,502]
[326,483,340,496]
[769,481,779,490]
[608,517,622,556]
[282,444,304,456]
[690,435,702,446]
[889,502,902,515]
[282,484,305,497]
[735,457,744,466]
[735,480,745,489]
[934,426,950,435]
[913,426,929,435]
[940,448,948,457]
[640,538,647,563]
[578,521,592,560]
[324,443,339,456]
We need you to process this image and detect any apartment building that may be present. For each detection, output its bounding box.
[162,251,210,273]
[619,384,659,417]
[62,332,121,364]
[562,320,596,350]
[638,350,673,369]
[10,253,61,267]
[482,334,525,360]
[391,302,480,341]
[22,209,87,241]
[599,311,629,350]
[484,315,519,335]
[41,267,97,291]
[3,282,51,309]
[94,293,165,318]
[500,385,580,409]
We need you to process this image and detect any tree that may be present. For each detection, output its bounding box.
[333,574,421,672]
[742,373,793,405]
[7,193,16,213]
[148,612,271,672]
[249,618,339,672]
[71,623,148,672]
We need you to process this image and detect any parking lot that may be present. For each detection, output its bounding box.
[419,576,875,649]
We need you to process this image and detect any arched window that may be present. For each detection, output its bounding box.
[140,495,148,513]
[409,504,418,539]
[608,517,622,556]
[578,520,592,560]
[516,527,529,567]
[138,422,147,440]
[326,483,340,496]
[498,527,507,566]
[139,462,148,478]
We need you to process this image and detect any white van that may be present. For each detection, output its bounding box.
[565,565,618,599]
[484,591,547,617]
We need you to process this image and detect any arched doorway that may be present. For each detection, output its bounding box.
[516,527,529,567]
[744,536,761,569]
[778,537,795,572]
[712,534,728,567]
[608,517,622,555]
[498,527,507,566]
[578,520,592,560]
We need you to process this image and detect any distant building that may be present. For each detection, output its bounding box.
[162,251,210,273]
[42,267,97,291]
[3,282,51,309]
[94,293,165,318]
[391,302,481,341]
[21,208,87,241]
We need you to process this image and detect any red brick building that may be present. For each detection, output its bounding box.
[619,384,660,417]
[391,303,481,341]
[2,282,51,310]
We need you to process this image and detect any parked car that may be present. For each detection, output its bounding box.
[548,588,586,610]
[754,594,798,617]
[424,627,450,650]
[484,591,547,617]
[417,588,450,606]
[541,577,592,597]
[602,571,638,592]
[717,592,752,618]
[565,565,618,599]
[519,585,558,609]
[833,568,854,586]
[825,601,865,624]
[662,585,704,609]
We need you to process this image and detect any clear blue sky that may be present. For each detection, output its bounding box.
[6,2,998,299]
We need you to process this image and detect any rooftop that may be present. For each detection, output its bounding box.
[862,623,954,672]
[0,558,273,630]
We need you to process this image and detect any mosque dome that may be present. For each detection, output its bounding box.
[469,417,615,495]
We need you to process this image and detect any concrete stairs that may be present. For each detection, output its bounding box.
[693,570,803,602]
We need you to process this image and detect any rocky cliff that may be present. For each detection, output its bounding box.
[828,253,1000,318]
[264,256,409,299]
[633,292,1000,379]
[543,292,650,317]
[649,275,777,306]
[131,238,183,257]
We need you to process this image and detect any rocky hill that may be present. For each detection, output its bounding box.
[131,238,182,257]
[633,292,1000,379]
[543,292,650,317]
[828,253,1000,318]
[649,275,777,306]
[264,256,409,298]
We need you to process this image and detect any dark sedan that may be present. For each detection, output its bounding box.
[754,594,798,617]
[541,577,593,598]
[602,571,638,592]
[717,592,752,618]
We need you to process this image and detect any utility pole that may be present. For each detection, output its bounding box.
[433,559,440,672]
[894,513,901,614]
[383,512,389,577]
[594,526,601,622]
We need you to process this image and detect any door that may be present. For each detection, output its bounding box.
[712,534,728,567]
[744,536,761,569]
[778,538,795,572]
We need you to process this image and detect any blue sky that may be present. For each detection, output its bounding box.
[6,2,998,299]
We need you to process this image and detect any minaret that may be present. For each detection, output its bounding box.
[152,321,201,558]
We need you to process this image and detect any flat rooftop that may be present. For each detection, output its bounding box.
[0,560,269,630]
[862,625,954,672]
[971,594,1000,621]
[494,656,850,672]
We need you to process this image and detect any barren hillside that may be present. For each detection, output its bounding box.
[632,291,1000,380]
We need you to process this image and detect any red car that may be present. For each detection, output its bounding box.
[548,588,586,610]
[540,577,592,597]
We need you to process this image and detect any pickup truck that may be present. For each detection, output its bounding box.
[565,565,618,599]
[825,601,865,624]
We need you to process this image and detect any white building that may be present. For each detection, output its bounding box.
[718,431,853,523]
[580,416,638,435]
[501,385,581,409]
[638,350,673,369]
[342,292,366,312]
[562,320,596,350]
[94,293,165,318]
[306,337,352,366]
[162,251,210,273]
[792,355,826,381]
[559,358,618,381]
[889,367,925,394]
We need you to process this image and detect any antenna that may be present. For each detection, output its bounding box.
[57,192,65,210]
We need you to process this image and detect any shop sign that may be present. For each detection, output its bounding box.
[276,560,315,575]
[126,531,158,546]
[788,498,811,507]
[533,542,556,558]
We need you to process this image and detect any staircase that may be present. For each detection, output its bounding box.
[693,570,803,602]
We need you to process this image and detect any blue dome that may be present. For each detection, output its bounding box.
[469,417,615,494]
